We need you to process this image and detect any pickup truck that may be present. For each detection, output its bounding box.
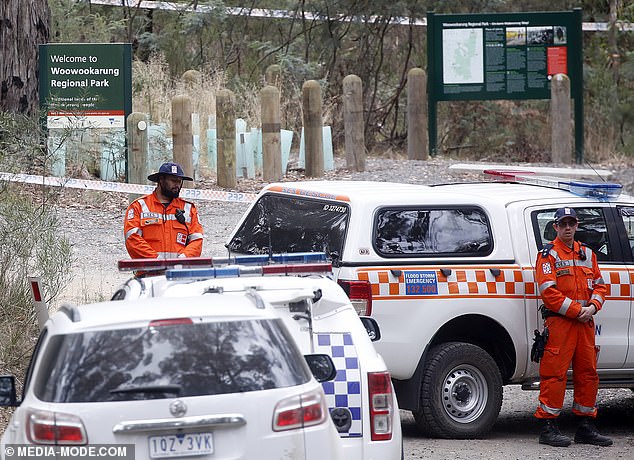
[226,172,634,438]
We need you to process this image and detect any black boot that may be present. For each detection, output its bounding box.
[574,417,613,446]
[539,419,571,447]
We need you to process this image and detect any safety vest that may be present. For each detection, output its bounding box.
[124,190,204,259]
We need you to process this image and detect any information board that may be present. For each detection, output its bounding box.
[427,10,583,161]
[39,43,132,129]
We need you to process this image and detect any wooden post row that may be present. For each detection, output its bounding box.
[407,68,428,161]
[172,95,195,181]
[551,74,572,164]
[342,74,365,172]
[302,80,324,178]
[216,89,237,188]
[126,112,148,203]
[261,85,282,181]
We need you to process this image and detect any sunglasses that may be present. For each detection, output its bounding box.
[555,220,578,228]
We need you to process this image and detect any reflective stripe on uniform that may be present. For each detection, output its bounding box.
[539,280,556,294]
[156,252,180,258]
[183,202,193,223]
[539,402,561,416]
[125,227,142,240]
[558,297,572,316]
[590,293,604,305]
[573,401,596,415]
[188,232,203,243]
[138,199,150,214]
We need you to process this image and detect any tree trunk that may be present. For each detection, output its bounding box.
[0,0,50,115]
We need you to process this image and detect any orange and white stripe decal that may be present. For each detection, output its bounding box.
[356,266,632,302]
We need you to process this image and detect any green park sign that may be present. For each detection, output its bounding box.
[39,43,132,129]
[427,9,583,161]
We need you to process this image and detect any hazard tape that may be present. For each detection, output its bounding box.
[0,172,258,204]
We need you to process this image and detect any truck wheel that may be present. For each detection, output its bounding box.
[413,342,502,438]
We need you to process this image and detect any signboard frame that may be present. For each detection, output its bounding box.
[39,43,132,129]
[427,9,583,162]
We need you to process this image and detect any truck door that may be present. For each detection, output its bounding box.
[528,206,629,369]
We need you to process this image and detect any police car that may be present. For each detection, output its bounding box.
[226,173,634,439]
[107,253,403,459]
[0,293,344,459]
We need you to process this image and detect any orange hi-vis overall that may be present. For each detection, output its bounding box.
[534,237,607,419]
[124,190,204,259]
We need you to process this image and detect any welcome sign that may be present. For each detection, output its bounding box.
[39,43,132,129]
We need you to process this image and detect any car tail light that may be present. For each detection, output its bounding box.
[338,279,372,315]
[27,410,87,445]
[368,372,393,441]
[149,318,194,327]
[272,389,327,431]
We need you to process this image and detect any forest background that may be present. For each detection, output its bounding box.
[2,0,634,164]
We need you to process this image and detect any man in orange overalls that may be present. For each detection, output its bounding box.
[124,162,204,261]
[534,207,612,447]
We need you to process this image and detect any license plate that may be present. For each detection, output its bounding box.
[148,432,213,458]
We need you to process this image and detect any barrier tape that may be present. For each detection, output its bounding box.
[0,172,258,204]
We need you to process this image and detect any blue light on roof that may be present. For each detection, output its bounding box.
[564,180,622,199]
[270,252,327,263]
[166,266,249,280]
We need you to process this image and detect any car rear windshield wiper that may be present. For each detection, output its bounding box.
[110,384,182,395]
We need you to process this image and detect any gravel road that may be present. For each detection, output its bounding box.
[4,156,634,456]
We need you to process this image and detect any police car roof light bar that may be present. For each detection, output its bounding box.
[118,257,214,271]
[165,262,333,281]
[118,252,329,272]
[483,170,622,199]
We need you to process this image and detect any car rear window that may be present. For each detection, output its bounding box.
[374,207,493,257]
[228,194,349,257]
[34,319,311,403]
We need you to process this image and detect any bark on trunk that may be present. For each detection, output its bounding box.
[0,0,50,115]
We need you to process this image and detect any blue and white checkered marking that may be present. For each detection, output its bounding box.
[315,332,362,437]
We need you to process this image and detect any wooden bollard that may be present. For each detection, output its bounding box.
[265,64,282,88]
[261,85,282,181]
[171,95,194,181]
[216,89,236,188]
[407,68,428,160]
[551,73,572,164]
[182,69,202,87]
[126,112,148,203]
[343,74,365,172]
[302,80,324,177]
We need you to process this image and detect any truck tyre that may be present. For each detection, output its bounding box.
[413,342,502,438]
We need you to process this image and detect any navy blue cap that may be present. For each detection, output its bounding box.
[148,162,193,182]
[554,207,577,223]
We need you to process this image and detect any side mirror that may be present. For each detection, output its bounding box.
[360,316,381,341]
[0,376,18,406]
[304,354,337,382]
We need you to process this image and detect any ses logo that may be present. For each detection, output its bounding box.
[404,271,438,295]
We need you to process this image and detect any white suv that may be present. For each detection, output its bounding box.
[108,254,403,459]
[0,294,344,459]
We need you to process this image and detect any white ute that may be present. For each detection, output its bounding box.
[226,172,634,438]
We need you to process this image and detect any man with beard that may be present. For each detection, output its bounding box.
[124,162,204,260]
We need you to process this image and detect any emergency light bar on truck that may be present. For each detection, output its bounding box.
[118,252,328,272]
[484,169,622,199]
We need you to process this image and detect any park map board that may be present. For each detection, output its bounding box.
[427,10,583,161]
